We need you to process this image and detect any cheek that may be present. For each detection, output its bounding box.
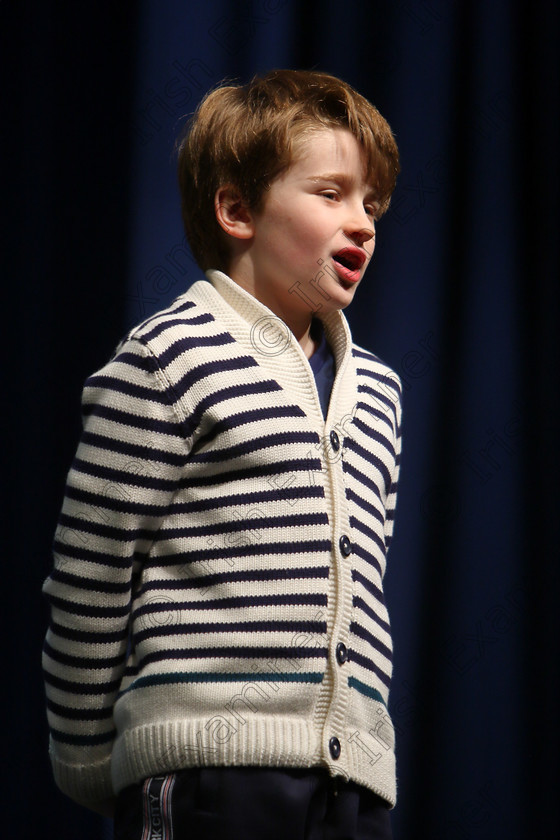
[258,202,330,265]
[276,219,320,257]
[289,216,330,253]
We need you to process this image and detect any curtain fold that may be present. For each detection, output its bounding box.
[7,1,558,837]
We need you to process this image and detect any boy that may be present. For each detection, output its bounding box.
[42,69,402,839]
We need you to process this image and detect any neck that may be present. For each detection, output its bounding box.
[227,263,317,359]
[298,322,318,359]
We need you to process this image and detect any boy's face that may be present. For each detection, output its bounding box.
[240,127,377,326]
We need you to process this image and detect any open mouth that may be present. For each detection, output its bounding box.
[332,248,365,287]
[333,249,364,271]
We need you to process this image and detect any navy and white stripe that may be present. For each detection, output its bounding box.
[42,270,402,809]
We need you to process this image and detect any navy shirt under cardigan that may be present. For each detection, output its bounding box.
[309,318,336,419]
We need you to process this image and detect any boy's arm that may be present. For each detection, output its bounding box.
[42,336,189,811]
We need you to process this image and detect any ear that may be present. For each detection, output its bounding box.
[214,186,255,240]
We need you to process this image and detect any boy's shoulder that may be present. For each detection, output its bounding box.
[349,340,403,427]
[351,342,402,392]
[124,281,210,345]
[110,279,229,367]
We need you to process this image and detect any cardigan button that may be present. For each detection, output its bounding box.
[329,736,341,759]
[339,535,352,557]
[336,642,348,665]
[330,430,340,451]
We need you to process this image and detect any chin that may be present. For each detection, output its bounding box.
[325,289,358,313]
[337,281,360,301]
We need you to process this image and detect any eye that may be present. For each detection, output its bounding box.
[364,201,380,219]
[321,190,340,201]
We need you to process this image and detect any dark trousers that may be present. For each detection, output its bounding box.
[114,766,393,840]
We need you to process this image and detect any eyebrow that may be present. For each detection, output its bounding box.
[307,172,353,184]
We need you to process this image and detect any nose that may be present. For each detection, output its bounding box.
[343,205,375,248]
[347,224,375,248]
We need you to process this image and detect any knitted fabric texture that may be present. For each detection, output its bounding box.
[42,270,402,808]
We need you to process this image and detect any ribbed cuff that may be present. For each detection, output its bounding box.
[49,738,114,808]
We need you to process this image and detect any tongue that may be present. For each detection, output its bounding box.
[334,254,352,270]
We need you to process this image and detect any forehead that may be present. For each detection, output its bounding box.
[289,127,370,181]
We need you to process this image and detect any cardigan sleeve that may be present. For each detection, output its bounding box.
[41,336,191,809]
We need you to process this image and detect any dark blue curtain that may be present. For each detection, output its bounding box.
[6,1,558,838]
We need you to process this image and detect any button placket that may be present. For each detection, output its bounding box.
[320,398,355,776]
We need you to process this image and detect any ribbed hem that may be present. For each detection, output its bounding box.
[343,725,397,808]
[113,717,318,789]
[110,717,396,807]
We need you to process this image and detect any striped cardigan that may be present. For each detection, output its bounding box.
[42,269,403,809]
